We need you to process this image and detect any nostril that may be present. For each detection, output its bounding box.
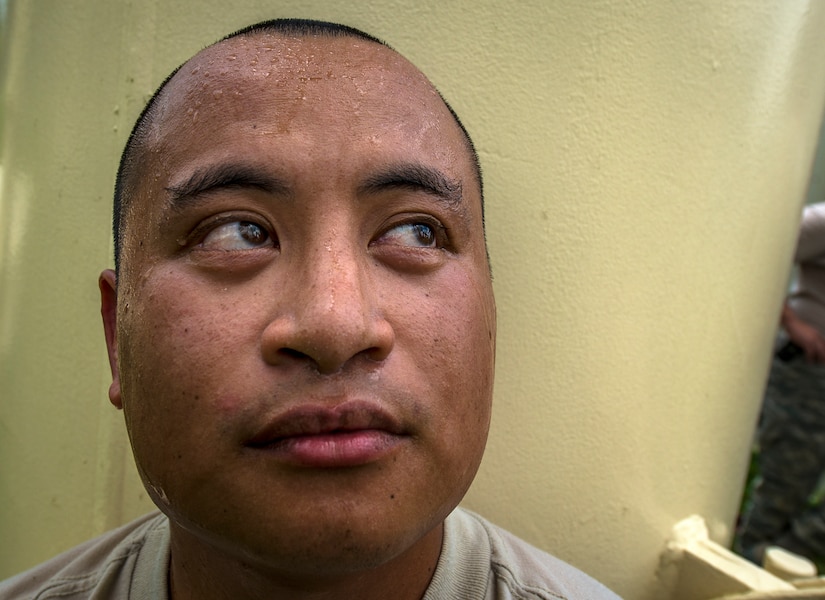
[274,347,350,375]
[278,348,311,361]
[260,307,395,373]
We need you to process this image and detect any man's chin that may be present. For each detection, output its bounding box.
[169,509,446,580]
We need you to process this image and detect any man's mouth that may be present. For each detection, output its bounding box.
[244,400,407,468]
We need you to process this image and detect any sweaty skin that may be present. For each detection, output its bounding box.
[100,32,496,600]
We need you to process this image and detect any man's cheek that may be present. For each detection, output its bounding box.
[211,393,254,422]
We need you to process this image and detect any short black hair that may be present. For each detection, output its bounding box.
[112,18,483,273]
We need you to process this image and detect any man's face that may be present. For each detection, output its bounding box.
[102,33,496,574]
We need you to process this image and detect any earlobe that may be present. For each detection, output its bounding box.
[99,269,123,409]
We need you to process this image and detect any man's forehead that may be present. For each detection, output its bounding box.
[138,31,468,182]
[162,33,437,110]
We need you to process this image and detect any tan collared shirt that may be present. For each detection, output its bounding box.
[0,508,620,599]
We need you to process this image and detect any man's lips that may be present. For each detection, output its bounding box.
[244,401,407,468]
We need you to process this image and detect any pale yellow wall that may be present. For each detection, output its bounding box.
[2,2,825,599]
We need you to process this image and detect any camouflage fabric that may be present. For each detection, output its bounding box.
[737,354,825,564]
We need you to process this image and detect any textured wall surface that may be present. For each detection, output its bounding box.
[2,2,825,598]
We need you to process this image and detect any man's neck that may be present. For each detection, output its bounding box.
[167,523,444,600]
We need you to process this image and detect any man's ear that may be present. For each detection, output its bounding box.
[99,269,123,409]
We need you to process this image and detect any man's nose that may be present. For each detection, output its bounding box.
[259,243,395,374]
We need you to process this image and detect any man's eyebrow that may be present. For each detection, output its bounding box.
[165,163,290,209]
[358,165,464,206]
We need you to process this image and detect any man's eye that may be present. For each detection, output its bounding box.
[200,221,272,250]
[378,222,438,248]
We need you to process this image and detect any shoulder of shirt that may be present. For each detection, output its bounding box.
[803,202,825,221]
[0,511,168,600]
[451,508,622,600]
[800,203,825,236]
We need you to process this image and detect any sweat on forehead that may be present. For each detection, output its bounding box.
[112,19,483,272]
[154,36,435,134]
